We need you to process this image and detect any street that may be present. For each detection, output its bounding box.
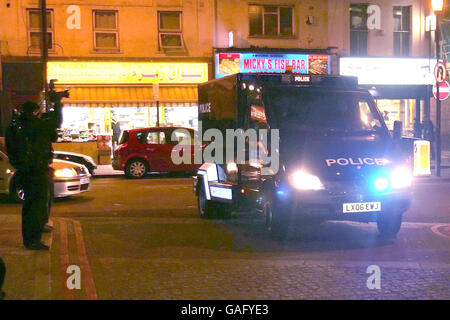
[0,175,449,300]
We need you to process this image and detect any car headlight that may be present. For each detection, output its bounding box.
[54,168,77,178]
[390,167,412,188]
[290,170,324,191]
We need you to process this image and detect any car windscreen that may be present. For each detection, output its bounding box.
[263,88,387,136]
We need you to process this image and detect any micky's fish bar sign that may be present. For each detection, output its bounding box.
[47,62,209,84]
[215,52,329,78]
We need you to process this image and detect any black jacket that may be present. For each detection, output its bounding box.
[5,103,63,170]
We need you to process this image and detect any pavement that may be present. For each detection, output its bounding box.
[92,164,124,178]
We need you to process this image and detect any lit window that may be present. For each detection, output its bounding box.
[393,6,411,56]
[93,10,119,50]
[249,5,293,37]
[27,9,54,51]
[158,11,184,49]
[350,4,368,56]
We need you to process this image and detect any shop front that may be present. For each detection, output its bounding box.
[47,61,208,164]
[340,57,436,138]
[214,49,331,78]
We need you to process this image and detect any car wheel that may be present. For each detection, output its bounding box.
[377,212,403,238]
[264,198,290,240]
[197,183,218,219]
[125,159,148,179]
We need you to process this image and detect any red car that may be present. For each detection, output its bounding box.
[113,126,200,178]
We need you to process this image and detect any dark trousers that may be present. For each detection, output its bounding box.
[20,167,53,247]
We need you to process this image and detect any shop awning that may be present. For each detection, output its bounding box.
[57,85,198,107]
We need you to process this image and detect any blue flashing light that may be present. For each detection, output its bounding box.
[374,177,389,192]
[276,189,286,196]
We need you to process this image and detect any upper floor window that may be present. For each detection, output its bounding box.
[249,5,293,37]
[350,4,368,56]
[158,11,184,49]
[93,10,119,50]
[27,9,54,51]
[393,6,411,56]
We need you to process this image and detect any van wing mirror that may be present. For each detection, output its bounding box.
[393,121,403,140]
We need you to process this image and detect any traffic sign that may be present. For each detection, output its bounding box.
[433,80,450,100]
[434,61,447,83]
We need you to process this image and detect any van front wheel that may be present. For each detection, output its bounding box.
[264,200,289,240]
[377,212,403,237]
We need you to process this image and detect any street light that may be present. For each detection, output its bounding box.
[432,0,444,12]
[432,0,445,176]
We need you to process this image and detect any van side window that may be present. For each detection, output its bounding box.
[358,100,382,130]
[244,94,271,161]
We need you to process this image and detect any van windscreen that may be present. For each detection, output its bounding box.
[264,88,386,135]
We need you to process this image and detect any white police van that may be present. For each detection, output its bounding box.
[194,73,412,239]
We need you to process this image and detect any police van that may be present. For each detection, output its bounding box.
[194,73,412,239]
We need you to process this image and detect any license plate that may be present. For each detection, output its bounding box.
[80,177,90,185]
[210,186,232,200]
[343,201,381,213]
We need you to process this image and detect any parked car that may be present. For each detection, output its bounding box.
[53,151,97,175]
[112,126,200,178]
[0,149,91,202]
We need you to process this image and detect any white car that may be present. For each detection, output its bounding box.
[0,149,91,202]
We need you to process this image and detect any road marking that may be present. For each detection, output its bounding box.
[71,219,98,300]
[431,224,450,240]
[57,218,74,300]
[54,218,98,300]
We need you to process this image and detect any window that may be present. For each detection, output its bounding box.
[350,4,368,56]
[137,131,166,145]
[393,6,411,56]
[249,5,293,37]
[158,11,183,49]
[27,9,54,51]
[93,10,119,50]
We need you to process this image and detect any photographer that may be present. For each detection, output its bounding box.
[5,89,64,250]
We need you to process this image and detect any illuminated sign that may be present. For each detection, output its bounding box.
[340,57,436,85]
[215,52,329,78]
[47,62,209,84]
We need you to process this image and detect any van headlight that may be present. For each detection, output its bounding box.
[390,167,412,188]
[290,170,324,191]
[226,162,238,173]
[54,168,76,178]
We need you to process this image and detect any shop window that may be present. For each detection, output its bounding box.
[27,9,54,52]
[249,5,293,37]
[158,11,184,49]
[393,6,411,56]
[350,4,368,56]
[93,10,119,50]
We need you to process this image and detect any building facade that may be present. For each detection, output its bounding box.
[329,0,450,147]
[1,0,449,153]
[0,0,214,161]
